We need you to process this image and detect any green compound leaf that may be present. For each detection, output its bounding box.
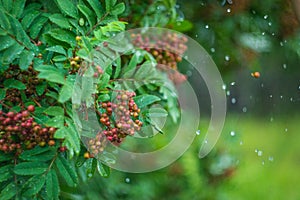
[22,174,46,197]
[46,45,66,55]
[21,10,40,29]
[19,146,56,162]
[14,162,48,175]
[111,3,125,15]
[29,16,48,39]
[3,79,26,90]
[48,29,76,47]
[0,35,15,51]
[0,89,6,101]
[2,43,24,65]
[56,0,78,19]
[0,165,13,183]
[36,65,66,85]
[19,50,35,70]
[0,8,11,30]
[133,94,161,108]
[44,106,64,116]
[78,4,96,27]
[0,182,16,200]
[12,0,26,19]
[55,154,78,187]
[58,75,75,103]
[46,169,60,200]
[86,0,104,19]
[97,160,110,178]
[49,13,71,29]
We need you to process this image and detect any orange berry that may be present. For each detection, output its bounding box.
[251,71,260,78]
[84,152,90,159]
[48,140,55,146]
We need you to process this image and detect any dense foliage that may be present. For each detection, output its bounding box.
[0,0,189,199]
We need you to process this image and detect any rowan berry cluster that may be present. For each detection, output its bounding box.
[0,105,58,154]
[1,65,43,104]
[131,32,188,84]
[88,91,143,156]
[69,55,82,74]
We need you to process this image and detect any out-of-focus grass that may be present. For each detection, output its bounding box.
[65,115,300,200]
[216,114,300,199]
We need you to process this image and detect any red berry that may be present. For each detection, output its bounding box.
[59,146,67,152]
[6,112,14,118]
[27,105,35,112]
[49,127,56,134]
[22,110,29,117]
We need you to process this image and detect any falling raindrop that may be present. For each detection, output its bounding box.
[264,15,268,19]
[204,139,208,144]
[196,130,201,135]
[242,107,247,112]
[252,10,256,14]
[255,149,258,153]
[230,81,236,86]
[268,156,274,162]
[270,117,274,122]
[125,178,130,183]
[280,95,283,99]
[268,22,272,26]
[225,55,230,61]
[257,150,263,156]
[298,85,300,90]
[230,131,235,136]
[226,90,231,96]
[205,24,209,29]
[285,128,288,132]
[280,41,284,46]
[283,64,287,69]
[262,32,265,35]
[227,8,231,13]
[240,141,243,145]
[186,70,192,77]
[290,97,293,102]
[231,98,237,104]
[271,32,275,36]
[222,84,227,90]
[210,47,215,53]
[262,161,265,165]
[195,34,198,38]
[269,95,273,98]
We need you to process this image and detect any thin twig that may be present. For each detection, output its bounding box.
[86,12,110,36]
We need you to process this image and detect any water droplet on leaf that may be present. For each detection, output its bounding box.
[231,98,237,104]
[268,156,274,162]
[225,55,230,61]
[230,131,235,136]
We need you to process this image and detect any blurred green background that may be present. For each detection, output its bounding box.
[64,0,300,199]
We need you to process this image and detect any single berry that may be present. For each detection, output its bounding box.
[27,105,35,112]
[48,140,55,146]
[84,152,90,159]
